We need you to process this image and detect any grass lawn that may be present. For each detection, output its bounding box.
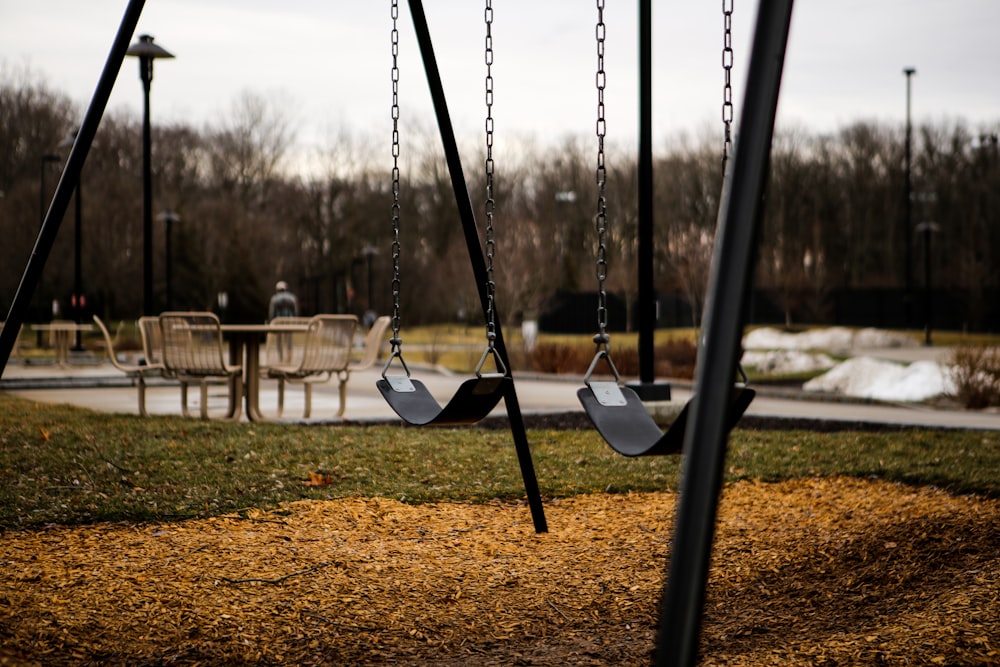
[1,392,998,529]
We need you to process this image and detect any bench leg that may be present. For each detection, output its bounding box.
[137,377,149,418]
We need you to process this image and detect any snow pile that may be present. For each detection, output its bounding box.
[742,327,953,402]
[741,349,836,375]
[803,357,955,402]
[743,326,917,354]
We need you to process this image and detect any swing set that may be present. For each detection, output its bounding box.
[0,1,795,664]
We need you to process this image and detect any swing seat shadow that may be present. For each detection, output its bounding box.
[578,385,756,457]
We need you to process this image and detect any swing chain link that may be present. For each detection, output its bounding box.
[582,0,618,387]
[722,0,734,169]
[483,0,498,355]
[389,0,403,356]
[594,0,609,349]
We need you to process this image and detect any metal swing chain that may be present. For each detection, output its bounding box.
[584,0,621,387]
[483,0,499,356]
[721,0,735,170]
[594,0,609,346]
[386,0,410,377]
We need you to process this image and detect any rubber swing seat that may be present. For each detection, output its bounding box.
[377,374,509,426]
[578,384,755,456]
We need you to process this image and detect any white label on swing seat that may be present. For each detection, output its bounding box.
[386,376,416,393]
[590,381,627,407]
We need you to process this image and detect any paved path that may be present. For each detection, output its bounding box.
[3,356,999,431]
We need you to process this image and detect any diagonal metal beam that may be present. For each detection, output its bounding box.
[407,0,547,534]
[655,1,795,665]
[0,0,148,376]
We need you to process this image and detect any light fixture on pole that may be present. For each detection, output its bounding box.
[58,130,85,351]
[126,34,174,315]
[158,210,180,310]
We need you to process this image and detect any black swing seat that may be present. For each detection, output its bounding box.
[578,383,755,457]
[377,374,509,426]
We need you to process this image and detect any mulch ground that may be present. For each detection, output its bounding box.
[0,477,997,666]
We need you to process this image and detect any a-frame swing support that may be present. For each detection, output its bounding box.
[406,0,548,534]
[0,0,146,374]
[655,1,794,665]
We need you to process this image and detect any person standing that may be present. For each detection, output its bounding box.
[268,281,298,321]
[268,281,299,362]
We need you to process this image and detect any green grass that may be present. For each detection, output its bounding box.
[1,393,999,529]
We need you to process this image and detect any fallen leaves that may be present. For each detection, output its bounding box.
[0,477,996,666]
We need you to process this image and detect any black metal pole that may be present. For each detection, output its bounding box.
[923,223,932,346]
[637,0,655,383]
[140,66,154,315]
[0,0,147,376]
[407,0,547,533]
[165,214,173,311]
[655,1,794,665]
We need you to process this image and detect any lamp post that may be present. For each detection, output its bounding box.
[902,67,916,327]
[126,34,174,315]
[158,210,180,310]
[58,131,85,350]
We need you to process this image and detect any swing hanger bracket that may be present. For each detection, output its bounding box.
[583,344,627,407]
[381,344,416,393]
[474,336,508,379]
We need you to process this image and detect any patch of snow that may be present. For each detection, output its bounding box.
[743,326,917,354]
[802,356,955,402]
[741,350,836,375]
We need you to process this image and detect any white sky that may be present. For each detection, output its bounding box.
[3,0,999,172]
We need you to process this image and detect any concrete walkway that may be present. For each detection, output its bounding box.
[3,353,999,431]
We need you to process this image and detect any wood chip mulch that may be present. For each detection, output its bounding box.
[1,477,997,666]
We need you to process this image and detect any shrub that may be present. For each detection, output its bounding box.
[655,338,698,379]
[950,345,1000,409]
[529,342,589,374]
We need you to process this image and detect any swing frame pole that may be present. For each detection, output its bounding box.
[636,0,656,385]
[0,0,147,375]
[655,1,794,664]
[407,0,548,534]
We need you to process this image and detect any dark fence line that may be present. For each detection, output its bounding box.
[537,288,1000,334]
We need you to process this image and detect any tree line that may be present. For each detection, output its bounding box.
[1,70,998,331]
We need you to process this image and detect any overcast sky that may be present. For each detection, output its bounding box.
[3,0,999,168]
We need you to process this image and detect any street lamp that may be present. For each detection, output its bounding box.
[58,131,85,350]
[902,67,916,327]
[158,210,180,310]
[126,34,174,315]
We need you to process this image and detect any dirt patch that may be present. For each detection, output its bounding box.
[1,477,997,666]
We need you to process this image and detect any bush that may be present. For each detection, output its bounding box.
[527,339,698,380]
[950,345,1000,409]
[529,342,590,374]
[655,339,698,380]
